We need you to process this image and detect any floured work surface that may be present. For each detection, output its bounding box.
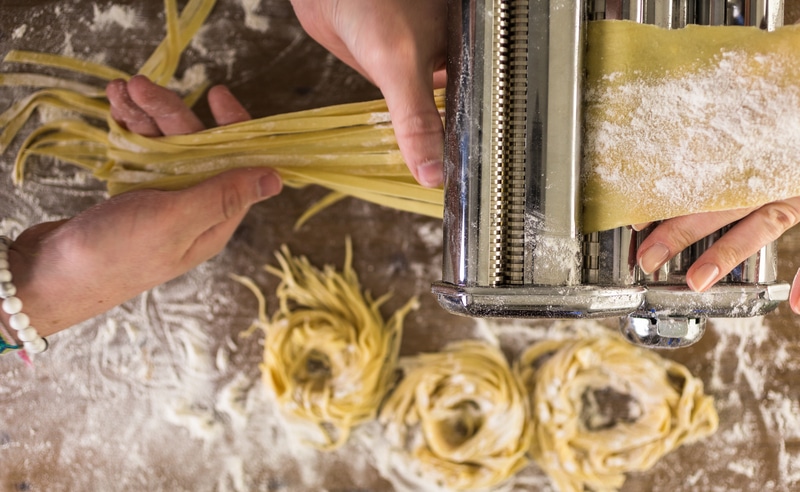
[3,1,800,491]
[583,21,800,232]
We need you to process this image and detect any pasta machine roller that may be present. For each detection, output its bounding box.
[432,0,790,348]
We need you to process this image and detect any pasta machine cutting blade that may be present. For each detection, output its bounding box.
[432,0,790,348]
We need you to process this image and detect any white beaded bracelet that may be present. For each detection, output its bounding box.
[0,236,48,355]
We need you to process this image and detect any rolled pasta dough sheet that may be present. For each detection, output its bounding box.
[583,21,800,232]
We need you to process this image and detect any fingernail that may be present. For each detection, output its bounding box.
[791,268,800,315]
[631,222,651,232]
[417,161,443,188]
[688,263,720,292]
[638,243,670,274]
[210,84,232,97]
[258,172,282,198]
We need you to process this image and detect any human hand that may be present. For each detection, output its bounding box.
[634,198,800,314]
[2,77,282,338]
[106,74,253,135]
[636,16,800,315]
[290,0,447,188]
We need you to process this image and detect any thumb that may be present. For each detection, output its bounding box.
[379,71,444,188]
[180,168,282,225]
[175,168,282,265]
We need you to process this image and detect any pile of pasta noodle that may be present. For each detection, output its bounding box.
[233,240,716,489]
[516,336,719,492]
[232,240,417,448]
[378,341,532,491]
[373,334,718,492]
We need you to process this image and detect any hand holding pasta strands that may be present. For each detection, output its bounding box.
[6,0,800,307]
[378,341,532,491]
[515,335,719,492]
[6,0,800,234]
[0,0,445,229]
[232,240,418,449]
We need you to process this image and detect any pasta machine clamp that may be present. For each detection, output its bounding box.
[432,0,790,348]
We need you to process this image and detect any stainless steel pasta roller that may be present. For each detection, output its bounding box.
[432,0,790,348]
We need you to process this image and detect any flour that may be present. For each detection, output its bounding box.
[12,24,27,40]
[190,24,239,79]
[4,2,800,491]
[58,31,78,59]
[584,44,800,229]
[727,459,758,478]
[416,220,443,250]
[166,63,209,94]
[90,4,142,31]
[708,317,770,397]
[525,212,582,285]
[239,0,270,32]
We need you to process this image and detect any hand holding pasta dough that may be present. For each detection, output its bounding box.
[632,17,800,315]
[0,81,282,339]
[289,0,447,188]
[636,200,800,315]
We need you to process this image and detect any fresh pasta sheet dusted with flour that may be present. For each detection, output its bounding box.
[583,21,800,232]
[3,3,800,231]
[232,241,417,449]
[516,336,719,492]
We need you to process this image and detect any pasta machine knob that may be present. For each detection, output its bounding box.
[620,316,705,349]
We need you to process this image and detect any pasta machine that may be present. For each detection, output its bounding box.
[433,0,790,348]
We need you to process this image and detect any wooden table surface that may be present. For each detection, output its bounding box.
[1,1,800,491]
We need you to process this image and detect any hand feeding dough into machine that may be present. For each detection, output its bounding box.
[433,0,791,348]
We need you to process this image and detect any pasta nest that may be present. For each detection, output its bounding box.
[515,336,719,492]
[379,341,532,491]
[238,241,417,449]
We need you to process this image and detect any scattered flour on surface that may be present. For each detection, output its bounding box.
[727,459,758,478]
[90,4,142,31]
[239,0,270,32]
[12,24,27,39]
[167,63,209,94]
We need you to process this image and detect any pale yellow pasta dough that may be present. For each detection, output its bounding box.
[233,240,417,449]
[515,335,719,492]
[583,21,800,232]
[378,341,532,491]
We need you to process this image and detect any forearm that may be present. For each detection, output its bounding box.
[1,243,123,340]
[0,167,281,350]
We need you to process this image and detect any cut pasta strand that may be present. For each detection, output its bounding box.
[3,50,132,82]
